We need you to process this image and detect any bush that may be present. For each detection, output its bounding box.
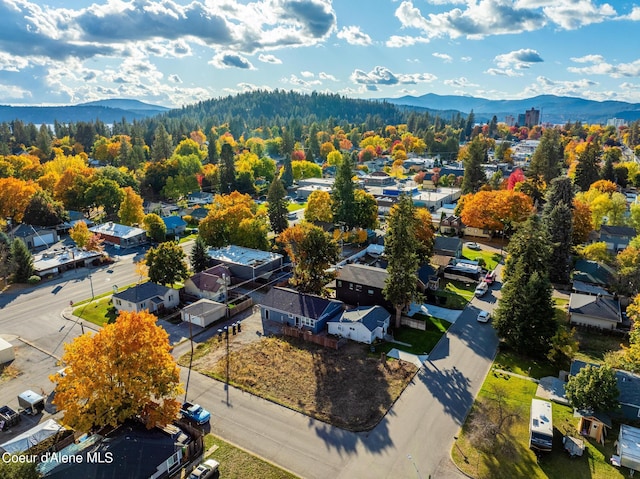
[27,275,41,284]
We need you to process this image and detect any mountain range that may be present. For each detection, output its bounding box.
[383,93,640,125]
[0,99,169,124]
[1,93,640,126]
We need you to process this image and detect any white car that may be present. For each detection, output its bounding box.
[477,310,491,323]
[465,242,481,250]
[474,281,488,297]
[188,459,220,479]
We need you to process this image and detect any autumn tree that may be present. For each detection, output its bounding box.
[143,213,167,243]
[0,177,40,223]
[190,235,210,273]
[85,177,125,215]
[565,365,619,412]
[572,199,594,245]
[70,221,91,249]
[85,232,105,253]
[118,186,145,226]
[528,128,563,183]
[51,310,183,432]
[145,242,189,286]
[616,245,640,295]
[383,194,421,328]
[11,238,34,283]
[305,190,333,223]
[277,222,340,295]
[267,177,289,235]
[460,135,487,194]
[332,153,356,228]
[460,190,533,234]
[414,207,435,263]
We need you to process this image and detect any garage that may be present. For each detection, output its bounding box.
[33,233,55,248]
[181,299,227,328]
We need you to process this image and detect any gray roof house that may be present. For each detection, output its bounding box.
[259,287,344,334]
[569,293,622,330]
[112,282,180,314]
[183,265,230,302]
[570,360,640,420]
[327,305,390,344]
[598,225,636,252]
[434,236,462,258]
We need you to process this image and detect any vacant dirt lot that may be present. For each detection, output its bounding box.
[183,335,417,431]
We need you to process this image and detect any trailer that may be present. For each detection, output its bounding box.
[0,405,21,431]
[17,390,45,415]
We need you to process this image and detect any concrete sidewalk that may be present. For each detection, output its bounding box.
[387,348,428,368]
[408,302,464,323]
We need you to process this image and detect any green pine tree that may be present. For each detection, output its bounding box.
[267,177,289,235]
[332,154,356,228]
[190,236,210,273]
[11,238,34,283]
[460,135,487,194]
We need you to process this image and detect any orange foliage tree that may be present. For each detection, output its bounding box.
[51,310,183,432]
[572,199,594,245]
[0,177,40,223]
[461,190,533,232]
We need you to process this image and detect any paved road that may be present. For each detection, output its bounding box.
[1,249,501,479]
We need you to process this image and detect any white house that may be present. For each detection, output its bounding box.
[327,305,390,344]
[183,265,230,302]
[569,293,622,330]
[112,283,179,313]
[181,299,227,328]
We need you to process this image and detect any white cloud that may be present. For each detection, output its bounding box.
[567,56,640,78]
[350,66,437,86]
[319,72,337,81]
[433,53,453,63]
[258,53,282,64]
[628,6,640,20]
[522,75,601,99]
[386,35,429,48]
[461,56,472,62]
[485,68,523,77]
[542,0,616,29]
[282,74,321,87]
[168,74,182,84]
[300,71,314,78]
[0,82,31,100]
[494,49,544,69]
[209,52,255,70]
[336,25,372,46]
[444,77,479,87]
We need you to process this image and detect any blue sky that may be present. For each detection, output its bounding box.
[0,0,639,108]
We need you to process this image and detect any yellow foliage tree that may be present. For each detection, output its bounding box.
[305,190,333,222]
[69,221,91,249]
[118,186,145,226]
[51,310,183,432]
[0,177,40,223]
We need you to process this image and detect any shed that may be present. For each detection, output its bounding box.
[614,424,640,472]
[574,409,611,444]
[0,337,14,364]
[181,299,227,328]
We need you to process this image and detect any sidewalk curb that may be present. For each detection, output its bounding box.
[17,337,62,362]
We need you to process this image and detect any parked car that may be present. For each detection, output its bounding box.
[474,281,489,297]
[188,459,220,479]
[477,310,491,323]
[181,402,211,425]
[465,242,481,250]
[0,405,21,430]
[287,212,297,220]
[484,270,496,284]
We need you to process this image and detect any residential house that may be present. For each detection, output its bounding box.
[41,420,203,479]
[568,293,622,330]
[614,425,640,472]
[208,245,283,282]
[597,225,636,252]
[327,305,390,344]
[89,222,147,248]
[362,171,395,187]
[187,191,213,205]
[10,224,59,250]
[162,215,187,236]
[335,263,392,311]
[572,259,615,287]
[112,282,180,313]
[181,299,227,328]
[438,215,463,235]
[434,236,462,258]
[183,265,230,302]
[574,409,612,445]
[179,206,209,222]
[571,360,640,421]
[259,286,343,334]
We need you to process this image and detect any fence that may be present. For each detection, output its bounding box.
[227,293,253,318]
[282,326,346,349]
[400,316,427,331]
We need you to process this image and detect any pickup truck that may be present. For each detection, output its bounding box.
[0,405,21,431]
[181,402,211,425]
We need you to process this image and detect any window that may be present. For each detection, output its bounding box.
[337,280,342,287]
[355,285,362,292]
[265,309,270,320]
[288,312,294,319]
[115,299,121,306]
[367,289,374,295]
[349,283,353,290]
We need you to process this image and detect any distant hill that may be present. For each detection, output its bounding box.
[0,99,169,124]
[383,93,640,124]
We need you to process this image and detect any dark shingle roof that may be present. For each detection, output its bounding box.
[337,264,388,290]
[599,225,636,237]
[572,260,615,286]
[434,236,461,256]
[260,287,342,319]
[569,293,621,323]
[113,283,172,303]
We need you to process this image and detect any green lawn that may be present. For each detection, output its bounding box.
[434,280,475,309]
[493,348,559,379]
[462,246,502,271]
[377,314,450,355]
[287,203,305,212]
[179,234,198,243]
[204,434,299,479]
[73,296,118,327]
[452,355,625,479]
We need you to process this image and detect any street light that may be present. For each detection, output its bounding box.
[88,275,95,300]
[407,454,424,479]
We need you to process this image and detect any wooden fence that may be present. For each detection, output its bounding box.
[282,326,346,349]
[400,316,427,331]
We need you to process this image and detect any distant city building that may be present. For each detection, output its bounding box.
[607,118,626,128]
[517,113,526,126]
[524,108,540,128]
[504,115,516,127]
